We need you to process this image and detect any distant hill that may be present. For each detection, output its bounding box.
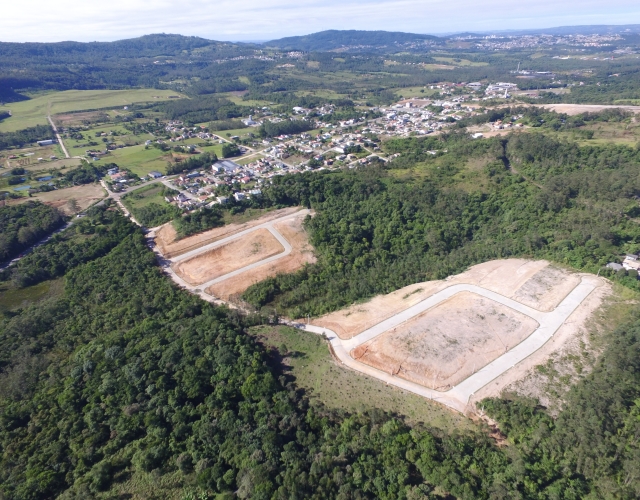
[0,34,254,97]
[447,24,640,37]
[263,30,439,51]
[0,34,242,59]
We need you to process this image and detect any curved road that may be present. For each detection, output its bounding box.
[160,209,310,297]
[155,206,600,414]
[297,276,601,413]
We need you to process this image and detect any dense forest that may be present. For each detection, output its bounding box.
[242,131,640,316]
[0,125,54,149]
[173,206,224,239]
[0,203,136,287]
[0,202,65,263]
[1,204,639,499]
[264,30,439,51]
[155,95,251,124]
[259,119,314,138]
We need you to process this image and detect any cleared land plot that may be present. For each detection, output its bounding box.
[351,292,538,391]
[537,103,640,116]
[248,325,476,431]
[95,145,182,177]
[432,57,488,67]
[0,89,186,132]
[173,229,284,286]
[310,259,607,407]
[313,259,580,340]
[155,207,303,258]
[207,213,316,300]
[65,125,155,157]
[7,183,106,214]
[0,279,64,314]
[52,111,111,127]
[121,182,175,218]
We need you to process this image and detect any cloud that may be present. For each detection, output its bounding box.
[3,0,639,42]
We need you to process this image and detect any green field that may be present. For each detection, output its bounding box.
[0,279,64,314]
[94,141,224,177]
[64,124,155,157]
[198,142,225,157]
[247,325,476,431]
[392,86,440,99]
[212,128,256,140]
[0,89,186,132]
[235,153,265,165]
[121,182,170,209]
[95,145,173,177]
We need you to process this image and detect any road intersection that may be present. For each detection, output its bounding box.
[155,209,310,298]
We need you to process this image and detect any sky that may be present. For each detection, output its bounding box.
[3,0,640,43]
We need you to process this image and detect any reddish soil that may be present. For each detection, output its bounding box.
[172,229,284,286]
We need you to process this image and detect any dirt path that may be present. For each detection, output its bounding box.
[47,115,69,158]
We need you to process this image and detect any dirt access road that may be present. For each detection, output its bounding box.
[299,276,600,413]
[47,115,70,158]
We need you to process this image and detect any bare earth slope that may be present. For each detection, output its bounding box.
[351,291,539,390]
[313,259,581,339]
[172,228,284,286]
[155,207,304,258]
[207,214,316,301]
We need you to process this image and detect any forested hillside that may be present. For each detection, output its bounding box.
[264,30,439,51]
[1,205,639,499]
[243,132,640,317]
[0,207,508,499]
[0,202,65,263]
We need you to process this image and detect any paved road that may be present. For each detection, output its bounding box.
[47,115,70,158]
[299,275,601,413]
[161,179,200,201]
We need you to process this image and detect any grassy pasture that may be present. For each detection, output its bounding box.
[64,124,155,157]
[433,56,489,67]
[7,183,106,213]
[392,86,440,99]
[121,182,170,211]
[0,89,186,132]
[247,325,476,431]
[0,279,64,315]
[94,145,176,177]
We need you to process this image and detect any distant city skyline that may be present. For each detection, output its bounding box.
[3,0,640,43]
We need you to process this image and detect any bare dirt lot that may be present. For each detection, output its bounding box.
[53,111,109,127]
[8,183,106,214]
[313,258,609,401]
[155,207,303,258]
[471,281,614,411]
[207,214,316,301]
[313,259,583,339]
[537,104,640,116]
[173,229,284,286]
[351,292,538,390]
